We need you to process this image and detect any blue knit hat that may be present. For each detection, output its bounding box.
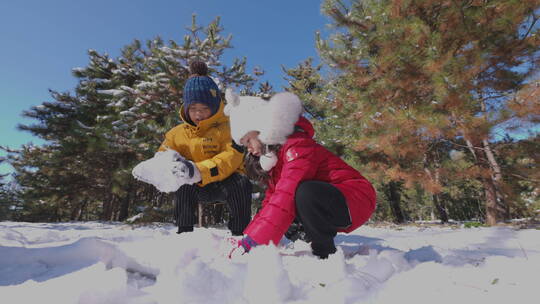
[183,61,221,117]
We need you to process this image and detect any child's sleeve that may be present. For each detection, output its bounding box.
[244,140,318,245]
[195,140,245,186]
[158,129,176,152]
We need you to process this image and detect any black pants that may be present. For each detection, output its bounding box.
[295,180,352,258]
[174,173,252,234]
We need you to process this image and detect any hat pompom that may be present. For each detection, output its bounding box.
[189,61,208,76]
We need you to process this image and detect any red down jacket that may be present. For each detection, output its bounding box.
[244,116,377,245]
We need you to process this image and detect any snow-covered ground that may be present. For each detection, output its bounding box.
[1,221,538,304]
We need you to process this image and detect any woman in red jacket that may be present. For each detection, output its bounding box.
[224,90,376,259]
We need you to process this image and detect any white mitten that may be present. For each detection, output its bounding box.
[259,152,278,171]
[132,150,186,192]
[172,159,202,185]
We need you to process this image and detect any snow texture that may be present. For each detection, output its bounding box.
[1,221,539,304]
[132,150,185,193]
[97,89,125,97]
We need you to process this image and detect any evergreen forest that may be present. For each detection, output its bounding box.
[1,1,539,226]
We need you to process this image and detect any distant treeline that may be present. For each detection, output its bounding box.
[1,1,539,225]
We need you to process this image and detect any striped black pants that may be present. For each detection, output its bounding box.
[173,173,252,234]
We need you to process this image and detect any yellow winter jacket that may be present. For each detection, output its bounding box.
[158,101,244,187]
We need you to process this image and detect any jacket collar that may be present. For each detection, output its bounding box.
[179,101,227,136]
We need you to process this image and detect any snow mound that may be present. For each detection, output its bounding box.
[1,222,538,304]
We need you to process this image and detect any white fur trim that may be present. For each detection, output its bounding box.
[224,89,303,145]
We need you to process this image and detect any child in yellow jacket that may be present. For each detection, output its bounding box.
[159,61,252,235]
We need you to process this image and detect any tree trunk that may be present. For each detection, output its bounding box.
[70,204,80,221]
[118,196,130,222]
[432,194,448,223]
[69,197,79,221]
[77,200,88,221]
[475,99,507,224]
[106,193,120,221]
[212,203,225,224]
[432,167,448,223]
[102,194,114,221]
[54,206,61,222]
[424,163,448,223]
[465,138,505,225]
[198,202,204,227]
[200,202,226,226]
[482,138,508,220]
[483,178,499,226]
[118,184,132,222]
[386,181,405,223]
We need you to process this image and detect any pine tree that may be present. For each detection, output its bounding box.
[283,59,349,155]
[496,133,540,218]
[318,0,540,225]
[0,158,14,220]
[7,16,262,222]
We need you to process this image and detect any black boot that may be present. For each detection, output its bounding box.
[311,242,337,259]
[285,218,311,242]
[176,226,194,234]
[230,230,244,236]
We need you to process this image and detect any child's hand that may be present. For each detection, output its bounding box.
[225,235,258,259]
[171,158,201,184]
[132,150,187,193]
[227,237,247,259]
[215,236,245,259]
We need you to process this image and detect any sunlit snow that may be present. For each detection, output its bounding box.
[1,221,538,304]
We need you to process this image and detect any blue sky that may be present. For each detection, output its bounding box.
[1,1,537,178]
[0,0,331,175]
